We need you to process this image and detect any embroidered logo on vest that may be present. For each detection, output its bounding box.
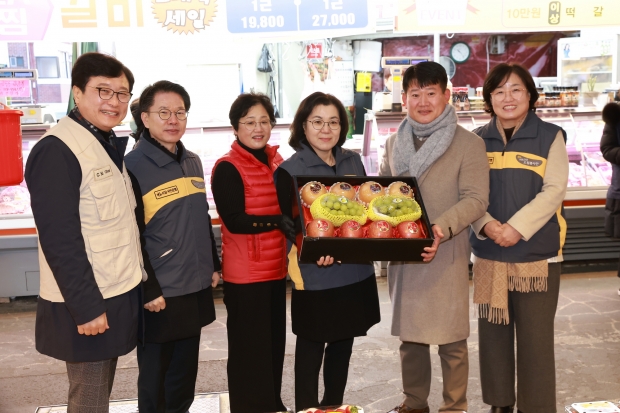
[154,186,179,199]
[516,154,543,167]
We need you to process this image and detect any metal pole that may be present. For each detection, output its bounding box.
[434,33,440,62]
[276,43,284,117]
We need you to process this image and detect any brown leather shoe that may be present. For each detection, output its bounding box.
[386,404,430,413]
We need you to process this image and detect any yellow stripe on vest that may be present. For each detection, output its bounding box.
[287,244,304,290]
[487,151,547,178]
[143,177,206,224]
[557,205,567,256]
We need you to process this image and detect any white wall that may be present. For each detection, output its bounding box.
[114,37,266,124]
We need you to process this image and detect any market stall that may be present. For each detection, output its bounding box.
[1,0,620,299]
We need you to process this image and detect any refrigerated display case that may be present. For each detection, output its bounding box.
[557,36,620,96]
[373,107,620,262]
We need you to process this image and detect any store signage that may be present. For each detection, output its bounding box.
[0,0,53,41]
[396,0,620,33]
[0,0,222,41]
[226,0,369,34]
[0,80,30,98]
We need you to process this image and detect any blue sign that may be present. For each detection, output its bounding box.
[226,0,368,34]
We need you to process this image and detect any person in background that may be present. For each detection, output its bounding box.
[210,92,296,413]
[275,92,381,412]
[379,61,489,413]
[470,63,569,413]
[600,101,620,296]
[129,98,141,142]
[25,52,145,412]
[124,80,221,413]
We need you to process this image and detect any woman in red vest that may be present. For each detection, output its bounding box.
[211,93,296,413]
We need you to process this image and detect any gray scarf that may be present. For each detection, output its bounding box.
[392,104,458,178]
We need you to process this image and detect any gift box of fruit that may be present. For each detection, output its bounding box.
[292,176,433,263]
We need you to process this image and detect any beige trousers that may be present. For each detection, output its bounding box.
[400,339,468,412]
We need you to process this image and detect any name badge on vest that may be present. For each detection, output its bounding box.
[94,165,113,181]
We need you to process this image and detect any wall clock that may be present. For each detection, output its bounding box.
[450,42,471,64]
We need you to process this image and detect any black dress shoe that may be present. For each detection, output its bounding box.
[488,407,514,413]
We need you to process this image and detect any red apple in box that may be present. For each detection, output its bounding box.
[368,220,393,238]
[340,220,364,238]
[306,219,335,237]
[397,221,423,238]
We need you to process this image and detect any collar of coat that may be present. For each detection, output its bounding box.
[294,142,355,169]
[135,130,188,167]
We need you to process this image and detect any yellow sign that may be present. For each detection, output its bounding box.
[396,0,620,33]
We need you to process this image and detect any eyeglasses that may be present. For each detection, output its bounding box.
[490,87,527,101]
[147,109,188,121]
[88,86,133,103]
[307,119,341,130]
[239,120,272,131]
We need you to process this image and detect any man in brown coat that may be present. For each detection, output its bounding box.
[379,62,489,413]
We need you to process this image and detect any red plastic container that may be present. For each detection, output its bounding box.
[0,103,24,186]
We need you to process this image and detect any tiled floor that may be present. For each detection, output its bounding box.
[0,272,619,413]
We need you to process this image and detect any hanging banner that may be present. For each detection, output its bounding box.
[0,0,373,42]
[396,0,620,33]
[0,0,223,41]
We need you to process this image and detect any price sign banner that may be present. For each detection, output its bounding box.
[0,80,30,97]
[226,0,368,34]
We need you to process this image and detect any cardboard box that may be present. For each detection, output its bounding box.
[293,176,434,263]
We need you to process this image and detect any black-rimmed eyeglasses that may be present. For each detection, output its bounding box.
[88,86,133,103]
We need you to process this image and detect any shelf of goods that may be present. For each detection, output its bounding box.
[373,107,620,264]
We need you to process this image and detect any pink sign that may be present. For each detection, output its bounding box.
[0,80,30,97]
[0,0,54,41]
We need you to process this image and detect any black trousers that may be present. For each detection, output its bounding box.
[478,263,561,413]
[294,336,354,412]
[224,278,287,413]
[137,335,201,413]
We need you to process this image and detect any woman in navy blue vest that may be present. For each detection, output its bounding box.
[276,92,381,412]
[470,64,569,413]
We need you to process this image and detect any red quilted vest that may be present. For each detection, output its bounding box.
[212,141,287,284]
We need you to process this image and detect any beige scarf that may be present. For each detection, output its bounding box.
[473,258,548,324]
